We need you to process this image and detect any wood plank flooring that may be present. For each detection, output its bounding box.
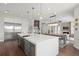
[0,40,25,56]
[58,43,79,56]
[0,40,79,56]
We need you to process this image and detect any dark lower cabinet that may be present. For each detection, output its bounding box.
[17,35,25,50]
[24,39,30,55]
[17,35,35,56]
[24,39,35,56]
[30,43,35,56]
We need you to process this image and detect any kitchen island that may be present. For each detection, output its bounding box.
[17,34,59,56]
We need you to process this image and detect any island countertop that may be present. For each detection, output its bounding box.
[18,34,59,45]
[18,33,59,56]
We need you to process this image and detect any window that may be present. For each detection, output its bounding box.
[4,22,22,33]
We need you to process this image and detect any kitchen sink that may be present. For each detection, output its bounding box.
[23,35,30,37]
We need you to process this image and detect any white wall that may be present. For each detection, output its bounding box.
[4,17,22,23]
[0,17,4,42]
[21,19,29,35]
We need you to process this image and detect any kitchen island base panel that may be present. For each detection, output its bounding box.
[18,34,59,56]
[36,38,59,56]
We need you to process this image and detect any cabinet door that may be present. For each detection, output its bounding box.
[18,36,22,47]
[19,37,25,50]
[24,40,35,56]
[17,35,20,46]
[24,40,30,55]
[29,43,35,56]
[22,39,25,49]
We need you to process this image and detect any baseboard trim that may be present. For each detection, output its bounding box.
[4,39,16,42]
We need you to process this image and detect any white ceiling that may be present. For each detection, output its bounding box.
[0,3,78,21]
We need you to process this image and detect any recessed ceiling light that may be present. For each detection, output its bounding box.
[4,10,8,14]
[39,17,43,19]
[54,12,56,15]
[48,23,58,26]
[48,8,51,11]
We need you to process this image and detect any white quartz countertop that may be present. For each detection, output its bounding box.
[18,34,59,45]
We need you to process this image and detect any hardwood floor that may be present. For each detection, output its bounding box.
[0,40,79,56]
[58,43,79,56]
[0,40,25,56]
